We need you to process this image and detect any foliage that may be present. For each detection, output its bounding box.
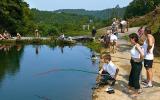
[54,6,126,20]
[124,0,160,19]
[0,0,34,35]
[31,9,96,36]
[84,41,102,53]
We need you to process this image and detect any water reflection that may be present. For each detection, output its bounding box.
[0,44,98,100]
[32,45,41,55]
[0,44,24,86]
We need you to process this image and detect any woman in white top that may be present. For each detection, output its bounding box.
[142,27,155,88]
[128,33,144,97]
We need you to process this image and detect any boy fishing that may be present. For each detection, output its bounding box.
[93,54,119,93]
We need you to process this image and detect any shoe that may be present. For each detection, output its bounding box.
[138,89,143,94]
[143,84,153,88]
[105,86,115,94]
[141,80,149,85]
[142,80,148,84]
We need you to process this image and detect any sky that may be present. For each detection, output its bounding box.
[24,0,133,11]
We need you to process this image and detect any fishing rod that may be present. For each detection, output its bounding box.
[35,68,109,76]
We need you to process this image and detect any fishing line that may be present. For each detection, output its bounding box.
[34,68,108,76]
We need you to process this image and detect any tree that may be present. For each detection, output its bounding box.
[0,0,33,35]
[124,0,160,19]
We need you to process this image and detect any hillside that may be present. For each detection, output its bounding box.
[128,6,160,46]
[54,7,126,20]
[31,9,98,36]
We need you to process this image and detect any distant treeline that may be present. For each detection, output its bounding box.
[54,6,126,20]
[31,5,126,36]
[4,0,160,37]
[0,0,126,36]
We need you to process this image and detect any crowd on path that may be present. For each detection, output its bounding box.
[92,18,155,98]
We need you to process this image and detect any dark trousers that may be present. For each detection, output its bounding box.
[128,59,142,89]
[101,71,115,86]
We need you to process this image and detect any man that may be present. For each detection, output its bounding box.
[110,32,118,53]
[143,27,155,87]
[92,27,97,40]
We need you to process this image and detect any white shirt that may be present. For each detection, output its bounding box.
[103,61,117,77]
[130,45,140,59]
[120,20,127,25]
[110,34,117,42]
[142,40,154,60]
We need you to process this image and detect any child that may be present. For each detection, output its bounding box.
[99,54,119,86]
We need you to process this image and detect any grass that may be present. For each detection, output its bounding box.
[83,41,102,53]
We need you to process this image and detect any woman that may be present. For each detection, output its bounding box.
[128,33,144,97]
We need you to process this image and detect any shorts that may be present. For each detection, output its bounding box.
[144,59,153,69]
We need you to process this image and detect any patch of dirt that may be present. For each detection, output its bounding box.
[92,27,160,100]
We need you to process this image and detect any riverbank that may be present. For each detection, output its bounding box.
[0,37,53,44]
[92,27,160,100]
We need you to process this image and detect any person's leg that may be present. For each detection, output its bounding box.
[144,60,153,87]
[128,60,134,88]
[148,68,153,86]
[131,62,142,96]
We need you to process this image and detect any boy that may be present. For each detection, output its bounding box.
[99,54,119,87]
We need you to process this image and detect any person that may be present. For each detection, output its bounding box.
[142,27,155,88]
[126,19,129,32]
[110,32,118,53]
[115,19,120,33]
[92,26,97,40]
[16,33,21,39]
[3,30,11,39]
[128,33,144,97]
[0,34,5,40]
[120,20,127,33]
[59,34,65,40]
[111,18,117,33]
[67,36,73,41]
[3,31,8,39]
[103,31,110,48]
[137,26,144,38]
[99,54,119,87]
[35,29,40,37]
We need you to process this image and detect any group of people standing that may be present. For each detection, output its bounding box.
[128,26,155,97]
[96,25,155,97]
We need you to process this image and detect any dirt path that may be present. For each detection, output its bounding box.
[92,28,160,100]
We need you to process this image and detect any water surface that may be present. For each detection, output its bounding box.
[0,44,98,100]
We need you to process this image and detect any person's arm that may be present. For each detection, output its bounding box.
[136,44,144,61]
[99,68,103,74]
[114,68,119,80]
[147,35,154,53]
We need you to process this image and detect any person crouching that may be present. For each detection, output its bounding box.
[99,54,119,86]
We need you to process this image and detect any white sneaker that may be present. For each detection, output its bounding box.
[105,86,114,92]
[143,84,153,88]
